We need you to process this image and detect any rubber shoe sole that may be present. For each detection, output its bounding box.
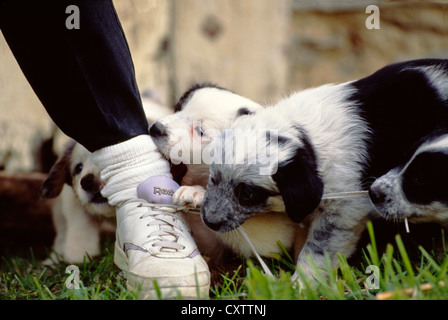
[114,241,210,300]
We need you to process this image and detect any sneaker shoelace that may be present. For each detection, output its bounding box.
[138,203,187,253]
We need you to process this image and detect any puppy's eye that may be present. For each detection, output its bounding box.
[235,183,271,206]
[74,163,83,175]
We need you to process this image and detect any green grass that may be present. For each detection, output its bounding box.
[245,222,448,300]
[1,244,136,300]
[2,222,448,300]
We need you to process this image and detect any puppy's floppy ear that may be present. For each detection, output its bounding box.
[41,141,76,198]
[272,141,323,223]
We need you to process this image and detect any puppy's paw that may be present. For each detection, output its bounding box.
[292,254,329,288]
[173,186,206,207]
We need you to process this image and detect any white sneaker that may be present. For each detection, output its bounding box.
[92,135,210,299]
[114,199,210,299]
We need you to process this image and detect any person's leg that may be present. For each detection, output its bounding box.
[0,0,209,299]
[0,0,147,151]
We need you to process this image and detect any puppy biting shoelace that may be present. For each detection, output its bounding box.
[137,177,409,276]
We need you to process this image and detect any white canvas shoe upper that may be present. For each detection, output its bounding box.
[92,135,210,299]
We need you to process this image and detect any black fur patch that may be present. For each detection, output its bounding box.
[272,127,324,223]
[236,107,255,117]
[277,136,289,145]
[349,59,448,188]
[234,182,276,207]
[401,128,448,168]
[402,151,448,205]
[174,83,230,112]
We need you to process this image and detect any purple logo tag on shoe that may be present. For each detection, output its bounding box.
[137,176,180,205]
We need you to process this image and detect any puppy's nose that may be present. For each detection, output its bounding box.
[149,121,167,138]
[369,187,386,205]
[81,174,101,193]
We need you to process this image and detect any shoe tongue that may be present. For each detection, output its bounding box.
[137,176,180,205]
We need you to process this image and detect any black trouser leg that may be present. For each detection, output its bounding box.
[0,0,148,152]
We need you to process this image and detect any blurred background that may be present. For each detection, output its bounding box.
[1,0,447,256]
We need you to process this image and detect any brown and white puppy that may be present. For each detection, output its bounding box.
[42,141,115,263]
[150,83,307,261]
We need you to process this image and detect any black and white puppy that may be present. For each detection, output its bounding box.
[369,132,448,226]
[150,83,263,189]
[201,59,448,277]
[150,84,307,260]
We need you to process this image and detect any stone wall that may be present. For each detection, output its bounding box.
[168,0,291,105]
[0,0,447,172]
[287,1,448,91]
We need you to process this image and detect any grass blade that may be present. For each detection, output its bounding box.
[395,235,415,286]
[366,221,380,266]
